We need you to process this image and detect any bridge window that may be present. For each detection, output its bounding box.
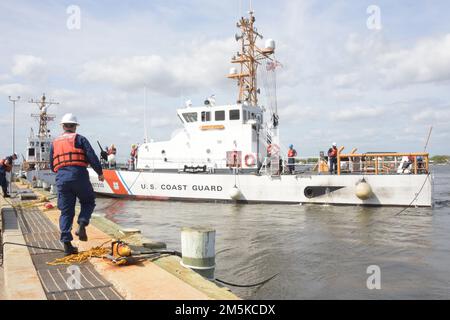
[182,112,198,122]
[230,109,240,120]
[201,111,211,122]
[215,110,225,121]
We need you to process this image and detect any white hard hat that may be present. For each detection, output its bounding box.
[60,113,79,125]
[332,142,337,147]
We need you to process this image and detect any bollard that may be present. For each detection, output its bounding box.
[181,226,216,280]
[42,181,50,191]
[50,185,58,195]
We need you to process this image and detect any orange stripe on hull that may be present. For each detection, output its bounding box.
[103,170,129,195]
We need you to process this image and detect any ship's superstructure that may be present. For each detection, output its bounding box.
[23,94,58,184]
[137,11,281,173]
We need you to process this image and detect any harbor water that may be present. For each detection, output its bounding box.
[95,165,450,299]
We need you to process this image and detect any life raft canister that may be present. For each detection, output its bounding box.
[52,133,88,172]
[244,154,256,167]
[0,159,12,172]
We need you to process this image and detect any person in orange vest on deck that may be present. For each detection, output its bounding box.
[328,142,338,174]
[50,113,104,256]
[0,153,17,197]
[287,144,297,174]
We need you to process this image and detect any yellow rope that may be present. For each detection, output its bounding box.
[46,240,112,266]
[12,196,51,209]
[46,247,110,266]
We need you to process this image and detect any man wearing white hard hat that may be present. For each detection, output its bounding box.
[0,153,18,197]
[327,142,338,174]
[50,113,104,255]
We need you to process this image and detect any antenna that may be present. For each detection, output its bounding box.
[227,11,276,106]
[29,93,59,138]
[423,126,433,152]
[144,85,148,143]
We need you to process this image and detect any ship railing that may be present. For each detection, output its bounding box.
[336,152,429,175]
[259,156,318,175]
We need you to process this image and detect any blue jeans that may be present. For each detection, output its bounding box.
[57,176,96,242]
[0,171,7,195]
[287,158,295,174]
[329,157,337,174]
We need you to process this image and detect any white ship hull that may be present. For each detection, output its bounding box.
[88,168,432,207]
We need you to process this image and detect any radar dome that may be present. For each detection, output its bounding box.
[265,39,276,51]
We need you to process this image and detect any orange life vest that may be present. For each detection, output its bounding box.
[52,133,88,172]
[0,159,12,172]
[288,149,296,158]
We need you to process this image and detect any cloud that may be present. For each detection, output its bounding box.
[378,34,450,87]
[11,55,47,81]
[78,38,235,96]
[412,107,450,124]
[0,83,34,96]
[334,106,385,121]
[341,33,450,89]
[278,104,320,123]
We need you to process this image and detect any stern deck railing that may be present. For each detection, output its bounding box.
[337,151,429,175]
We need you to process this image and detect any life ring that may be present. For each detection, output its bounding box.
[244,154,256,167]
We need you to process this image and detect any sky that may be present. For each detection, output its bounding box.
[0,0,449,160]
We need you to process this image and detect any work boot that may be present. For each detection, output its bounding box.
[63,242,78,256]
[75,222,88,241]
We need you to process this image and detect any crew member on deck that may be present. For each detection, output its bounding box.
[50,113,104,256]
[107,144,117,168]
[0,153,17,197]
[287,144,297,174]
[129,144,138,170]
[328,142,338,174]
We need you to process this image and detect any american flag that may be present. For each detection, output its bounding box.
[266,60,282,71]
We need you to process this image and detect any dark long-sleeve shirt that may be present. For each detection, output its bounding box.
[0,156,14,174]
[50,133,103,183]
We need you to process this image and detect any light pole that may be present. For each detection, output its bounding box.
[8,96,20,195]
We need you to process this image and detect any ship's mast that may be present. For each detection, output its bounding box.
[29,94,59,138]
[227,11,275,106]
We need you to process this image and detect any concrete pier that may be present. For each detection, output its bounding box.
[0,180,239,300]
